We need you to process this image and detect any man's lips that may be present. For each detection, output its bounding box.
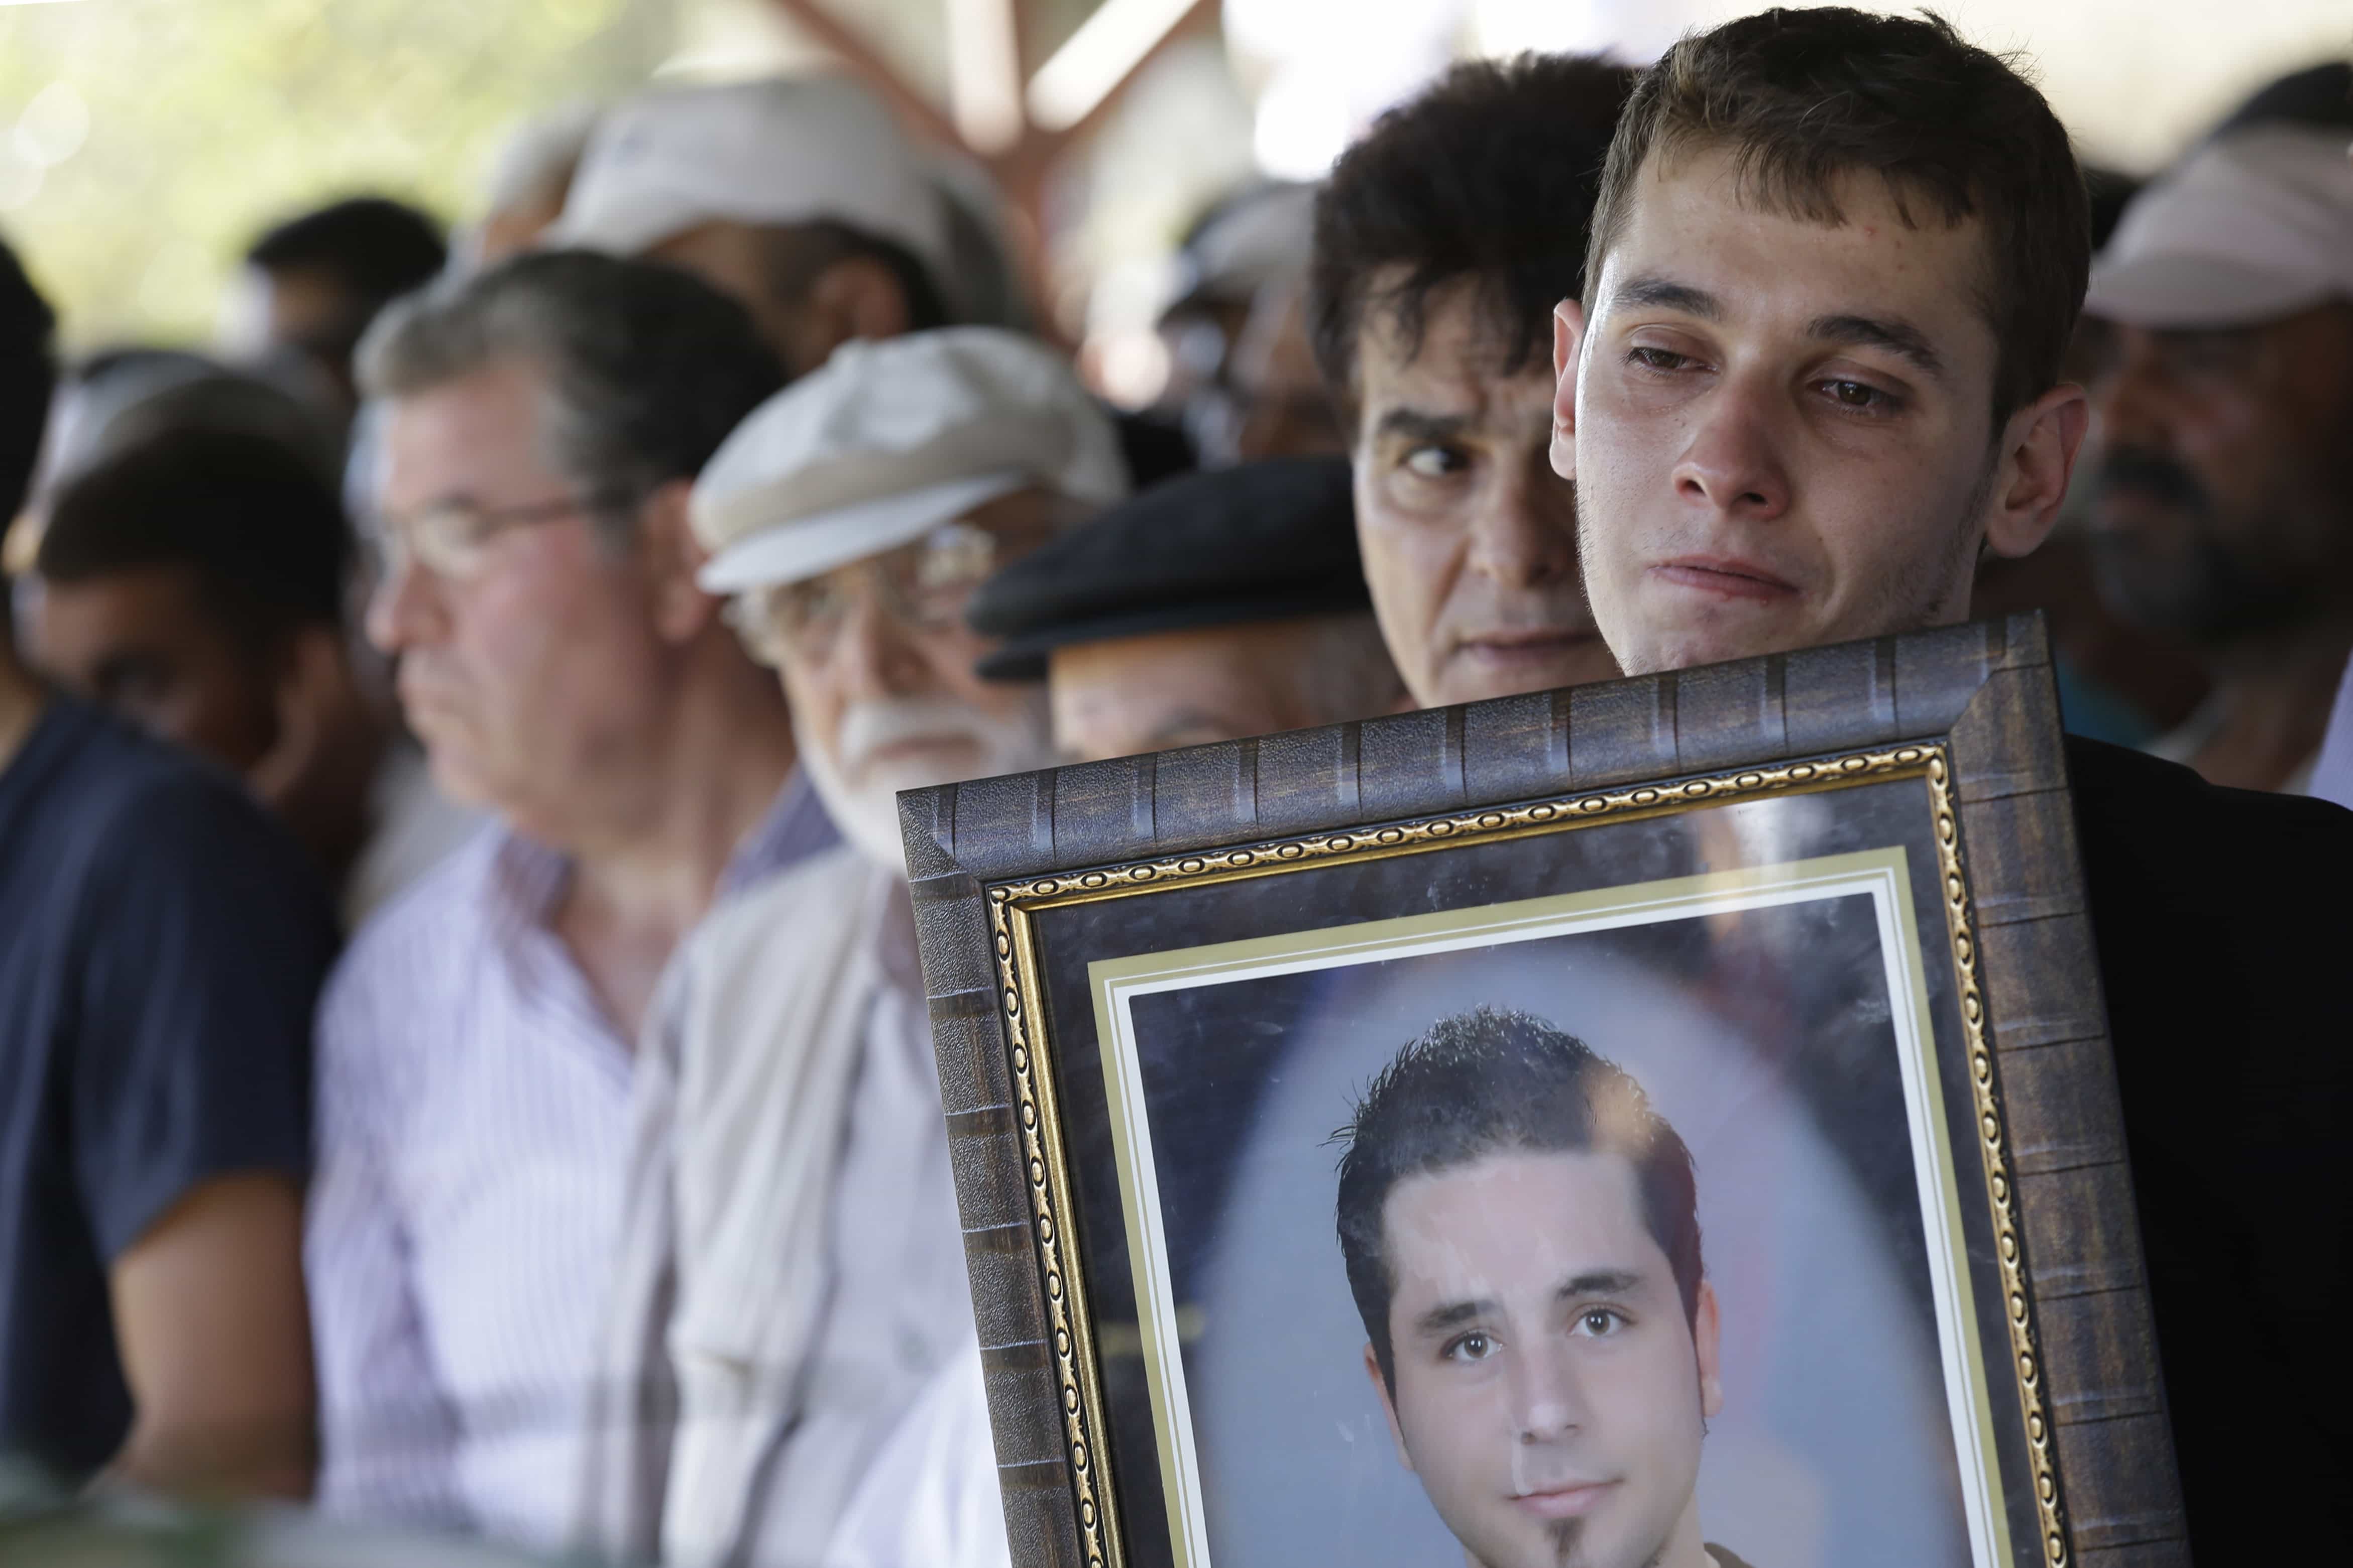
[1511,1478,1619,1520]
[1650,554,1798,604]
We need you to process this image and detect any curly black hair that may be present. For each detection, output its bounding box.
[1308,54,1636,408]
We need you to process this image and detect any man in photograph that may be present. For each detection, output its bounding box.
[1336,1007,1746,1568]
[1545,8,2353,1549]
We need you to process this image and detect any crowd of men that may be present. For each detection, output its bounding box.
[1,7,2350,1566]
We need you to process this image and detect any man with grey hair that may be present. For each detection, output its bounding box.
[305,251,833,1549]
[577,327,1124,1568]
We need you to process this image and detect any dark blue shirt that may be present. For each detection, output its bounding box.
[0,697,337,1479]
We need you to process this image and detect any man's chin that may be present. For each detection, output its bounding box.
[847,747,989,799]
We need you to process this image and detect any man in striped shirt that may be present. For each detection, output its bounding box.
[302,252,833,1549]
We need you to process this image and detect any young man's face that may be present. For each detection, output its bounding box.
[1555,142,2084,675]
[33,565,279,772]
[1370,1148,1721,1568]
[1352,276,1617,708]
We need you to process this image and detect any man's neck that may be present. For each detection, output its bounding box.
[551,651,798,1040]
[2187,618,2353,793]
[0,650,47,775]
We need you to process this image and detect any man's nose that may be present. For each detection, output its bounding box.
[1506,1339,1589,1444]
[1672,377,1792,523]
[1463,450,1580,590]
[364,554,441,653]
[831,583,933,703]
[2086,330,2171,455]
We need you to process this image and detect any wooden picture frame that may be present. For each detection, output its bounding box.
[900,613,2184,1568]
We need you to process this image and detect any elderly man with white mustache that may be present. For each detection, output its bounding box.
[575,327,1126,1568]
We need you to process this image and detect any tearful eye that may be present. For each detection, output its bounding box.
[1824,380,1888,410]
[1403,444,1467,479]
[1627,346,1688,372]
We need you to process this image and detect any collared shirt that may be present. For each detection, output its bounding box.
[305,769,834,1551]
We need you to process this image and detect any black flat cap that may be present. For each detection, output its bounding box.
[969,454,1365,680]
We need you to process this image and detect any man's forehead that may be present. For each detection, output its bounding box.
[1598,140,1993,343]
[380,358,551,496]
[1382,1146,1654,1288]
[1357,288,1554,431]
[1360,273,1545,386]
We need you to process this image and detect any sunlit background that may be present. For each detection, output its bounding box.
[1,0,2347,390]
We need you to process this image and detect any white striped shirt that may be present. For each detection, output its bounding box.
[304,772,834,1551]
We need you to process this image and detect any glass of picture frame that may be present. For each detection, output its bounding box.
[900,615,2184,1568]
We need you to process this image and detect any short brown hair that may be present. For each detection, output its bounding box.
[1584,8,2088,426]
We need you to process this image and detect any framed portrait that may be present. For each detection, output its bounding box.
[901,615,2186,1568]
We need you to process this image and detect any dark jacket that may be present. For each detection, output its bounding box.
[2066,738,2353,1556]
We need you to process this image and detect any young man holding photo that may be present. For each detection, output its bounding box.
[1547,10,2353,1553]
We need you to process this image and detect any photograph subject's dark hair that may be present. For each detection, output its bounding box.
[1334,1006,1703,1388]
[1586,7,2090,426]
[1308,53,1638,405]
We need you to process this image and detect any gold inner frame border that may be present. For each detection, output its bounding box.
[979,742,2068,1568]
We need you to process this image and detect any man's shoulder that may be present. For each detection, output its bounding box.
[684,842,877,976]
[319,821,506,1035]
[2065,735,2353,852]
[2062,734,2353,1043]
[20,702,334,937]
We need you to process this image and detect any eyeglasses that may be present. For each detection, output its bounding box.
[370,488,637,580]
[726,519,1010,667]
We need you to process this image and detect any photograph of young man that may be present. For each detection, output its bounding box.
[1335,1007,1750,1568]
[1544,11,2353,1550]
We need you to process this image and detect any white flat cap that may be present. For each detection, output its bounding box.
[545,76,951,286]
[2086,126,2353,330]
[693,327,1130,593]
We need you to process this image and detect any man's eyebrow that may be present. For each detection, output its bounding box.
[1556,1269,1643,1301]
[1410,1297,1494,1338]
[1808,313,1946,379]
[1371,406,1476,443]
[1611,275,1722,319]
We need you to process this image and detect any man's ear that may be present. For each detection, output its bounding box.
[800,254,914,365]
[248,625,344,808]
[1693,1279,1724,1421]
[1982,382,2091,560]
[635,478,722,644]
[1550,298,1587,484]
[1363,1342,1416,1474]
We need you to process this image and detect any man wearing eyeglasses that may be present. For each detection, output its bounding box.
[303,251,836,1550]
[575,327,1124,1568]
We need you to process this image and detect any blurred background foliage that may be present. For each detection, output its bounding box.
[0,0,673,348]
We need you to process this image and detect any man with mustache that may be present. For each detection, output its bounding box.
[1337,1008,1746,1568]
[1547,11,2353,1554]
[306,252,828,1546]
[577,328,1125,1568]
[1308,53,1634,709]
[2077,118,2353,794]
